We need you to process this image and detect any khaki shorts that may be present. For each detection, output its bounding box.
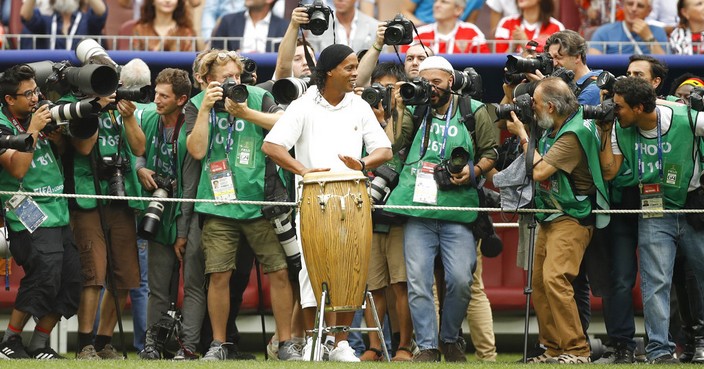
[367,224,407,290]
[201,216,287,274]
[71,204,140,289]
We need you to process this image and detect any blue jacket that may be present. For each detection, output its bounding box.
[211,11,288,52]
[21,8,107,50]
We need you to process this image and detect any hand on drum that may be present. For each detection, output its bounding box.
[338,154,364,171]
[300,167,330,176]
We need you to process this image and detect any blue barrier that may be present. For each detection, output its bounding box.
[1,50,703,103]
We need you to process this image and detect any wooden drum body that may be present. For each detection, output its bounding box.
[299,171,372,311]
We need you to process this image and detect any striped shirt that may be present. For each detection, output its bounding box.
[400,21,490,54]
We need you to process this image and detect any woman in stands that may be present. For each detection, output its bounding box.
[132,0,199,51]
[494,0,564,53]
[670,0,704,54]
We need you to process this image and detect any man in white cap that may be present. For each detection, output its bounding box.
[384,55,482,362]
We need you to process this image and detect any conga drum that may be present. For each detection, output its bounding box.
[299,171,372,311]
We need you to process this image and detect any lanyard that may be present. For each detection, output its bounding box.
[154,115,182,178]
[206,109,234,163]
[637,109,664,183]
[622,22,644,55]
[418,99,454,160]
[4,107,45,140]
[50,12,82,50]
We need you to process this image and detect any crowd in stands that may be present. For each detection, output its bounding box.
[0,0,698,54]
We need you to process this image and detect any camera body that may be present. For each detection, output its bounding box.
[400,77,433,105]
[583,98,615,122]
[369,164,400,205]
[138,174,175,240]
[452,67,483,100]
[433,147,470,191]
[384,14,414,45]
[494,93,533,123]
[504,53,554,84]
[361,82,393,112]
[691,87,704,111]
[215,78,249,110]
[240,57,257,85]
[299,0,331,36]
[596,71,625,99]
[98,154,130,197]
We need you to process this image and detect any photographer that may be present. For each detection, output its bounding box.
[136,68,191,359]
[505,77,609,364]
[69,76,146,359]
[304,0,379,53]
[384,56,481,363]
[0,64,83,360]
[544,30,602,105]
[598,77,704,364]
[185,49,300,361]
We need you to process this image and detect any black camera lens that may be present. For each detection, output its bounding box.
[221,78,249,103]
[109,169,126,197]
[384,24,405,45]
[0,133,33,152]
[399,78,432,105]
[116,85,153,103]
[272,77,310,104]
[448,147,470,174]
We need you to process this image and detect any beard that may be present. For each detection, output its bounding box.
[53,0,80,14]
[536,110,553,130]
[431,83,452,109]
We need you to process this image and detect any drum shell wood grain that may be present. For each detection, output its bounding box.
[299,172,372,311]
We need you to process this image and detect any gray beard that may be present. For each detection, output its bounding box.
[537,111,553,130]
[53,0,80,14]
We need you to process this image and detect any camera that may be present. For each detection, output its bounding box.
[0,133,33,152]
[384,14,413,45]
[261,203,300,281]
[361,82,393,112]
[138,174,175,240]
[300,0,331,36]
[433,147,470,191]
[214,78,249,110]
[596,71,625,99]
[99,154,130,197]
[512,67,575,98]
[28,60,119,98]
[504,72,526,86]
[116,84,153,104]
[272,76,311,104]
[240,57,257,85]
[505,53,554,77]
[369,164,400,205]
[494,93,533,123]
[399,77,433,105]
[37,99,101,138]
[76,38,120,70]
[583,99,615,122]
[452,67,483,100]
[690,87,704,111]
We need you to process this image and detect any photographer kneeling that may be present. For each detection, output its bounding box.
[504,77,609,364]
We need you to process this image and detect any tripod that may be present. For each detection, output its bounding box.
[521,121,539,363]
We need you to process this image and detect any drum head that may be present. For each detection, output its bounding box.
[301,171,368,184]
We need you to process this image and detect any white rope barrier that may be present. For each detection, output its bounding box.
[2,190,703,215]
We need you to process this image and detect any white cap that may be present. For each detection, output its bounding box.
[418,56,454,75]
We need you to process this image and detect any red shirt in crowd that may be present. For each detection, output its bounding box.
[494,15,565,53]
[400,22,490,54]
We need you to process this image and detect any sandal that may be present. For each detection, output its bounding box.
[360,348,383,361]
[392,346,413,362]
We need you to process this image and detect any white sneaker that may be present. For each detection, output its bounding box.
[267,338,279,361]
[302,337,313,361]
[329,341,360,362]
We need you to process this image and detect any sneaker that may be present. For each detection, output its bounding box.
[76,345,100,360]
[226,346,256,360]
[322,340,334,361]
[693,342,704,364]
[138,345,160,360]
[278,340,303,361]
[96,344,123,359]
[525,353,553,363]
[441,341,467,362]
[0,336,30,359]
[650,353,679,364]
[267,338,279,361]
[613,346,634,364]
[414,348,441,362]
[201,341,229,361]
[410,339,421,356]
[173,347,199,360]
[328,340,360,362]
[545,353,591,364]
[29,347,65,359]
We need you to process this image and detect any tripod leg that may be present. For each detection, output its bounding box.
[366,292,390,362]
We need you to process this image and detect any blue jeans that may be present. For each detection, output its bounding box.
[404,217,476,350]
[130,238,149,351]
[602,213,639,351]
[638,213,704,360]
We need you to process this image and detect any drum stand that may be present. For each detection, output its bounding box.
[308,290,391,362]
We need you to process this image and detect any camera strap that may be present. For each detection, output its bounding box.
[299,30,317,72]
[50,12,82,50]
[205,109,234,164]
[4,107,46,140]
[154,114,183,180]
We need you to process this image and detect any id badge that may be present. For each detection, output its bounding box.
[6,194,47,233]
[236,136,256,169]
[413,161,438,205]
[208,159,237,204]
[640,183,663,219]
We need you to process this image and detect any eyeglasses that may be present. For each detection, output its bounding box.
[216,51,240,61]
[13,87,40,99]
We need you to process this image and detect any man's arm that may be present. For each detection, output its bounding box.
[187,82,222,160]
[472,105,499,177]
[357,23,387,87]
[118,100,146,156]
[71,130,98,156]
[400,0,423,26]
[223,94,283,131]
[597,122,623,181]
[262,141,327,175]
[20,0,35,21]
[274,6,308,80]
[0,105,51,179]
[87,0,107,17]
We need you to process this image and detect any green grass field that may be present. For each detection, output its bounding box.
[0,354,699,368]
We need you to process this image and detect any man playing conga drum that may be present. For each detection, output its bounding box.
[262,44,392,362]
